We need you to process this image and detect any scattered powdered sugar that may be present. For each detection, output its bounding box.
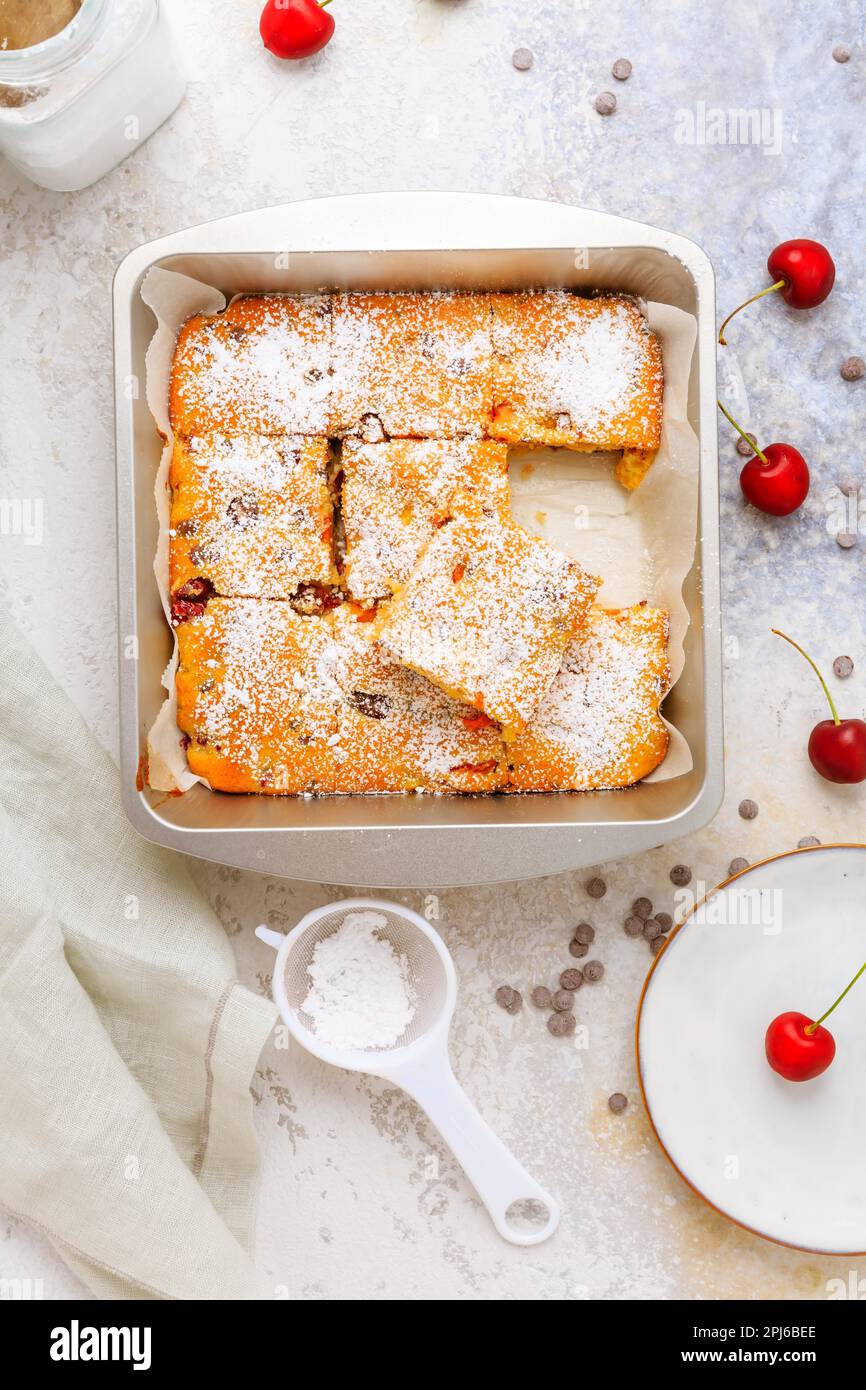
[300,911,416,1049]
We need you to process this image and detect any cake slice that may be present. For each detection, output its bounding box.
[505,605,670,790]
[378,501,601,741]
[340,438,509,603]
[169,434,336,602]
[169,294,331,436]
[489,292,663,487]
[175,598,505,794]
[330,291,493,439]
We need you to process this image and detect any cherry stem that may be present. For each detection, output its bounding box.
[717,398,767,464]
[771,629,840,726]
[807,959,866,1034]
[319,0,333,7]
[718,279,787,346]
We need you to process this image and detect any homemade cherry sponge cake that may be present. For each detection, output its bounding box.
[378,497,601,741]
[330,291,493,439]
[176,599,505,795]
[506,605,670,791]
[490,292,663,489]
[169,434,335,601]
[340,438,510,603]
[169,295,330,436]
[165,286,672,796]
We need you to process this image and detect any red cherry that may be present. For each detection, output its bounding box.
[739,442,809,516]
[718,238,835,344]
[765,1011,835,1082]
[260,0,335,60]
[772,629,866,785]
[808,718,866,783]
[718,400,809,516]
[767,239,836,310]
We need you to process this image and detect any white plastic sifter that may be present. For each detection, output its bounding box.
[256,897,559,1246]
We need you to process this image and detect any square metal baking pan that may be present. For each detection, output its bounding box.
[113,192,723,888]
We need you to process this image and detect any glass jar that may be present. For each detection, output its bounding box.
[0,0,185,191]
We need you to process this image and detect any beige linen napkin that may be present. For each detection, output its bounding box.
[0,605,277,1300]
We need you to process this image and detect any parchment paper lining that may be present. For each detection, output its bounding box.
[142,269,698,793]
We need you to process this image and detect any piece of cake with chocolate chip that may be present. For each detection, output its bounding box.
[340,437,510,604]
[169,434,336,602]
[169,294,331,436]
[330,291,493,439]
[505,605,670,789]
[489,291,663,489]
[377,496,601,742]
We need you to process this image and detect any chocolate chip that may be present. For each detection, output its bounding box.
[568,937,589,958]
[573,921,595,945]
[738,799,758,820]
[833,655,854,678]
[841,355,865,381]
[359,413,386,443]
[512,46,533,71]
[654,912,674,933]
[623,915,644,938]
[586,876,607,899]
[649,935,665,955]
[348,689,392,720]
[495,985,522,1014]
[552,988,575,1011]
[175,518,197,538]
[583,960,604,983]
[729,856,749,875]
[611,58,632,81]
[632,897,653,919]
[798,835,821,848]
[669,864,692,886]
[226,494,259,529]
[531,986,552,1009]
[642,918,661,942]
[833,44,851,63]
[608,1092,628,1113]
[736,432,757,457]
[836,530,858,549]
[559,967,584,992]
[548,1011,576,1037]
[595,91,617,115]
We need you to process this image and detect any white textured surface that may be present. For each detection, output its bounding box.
[2,0,865,1301]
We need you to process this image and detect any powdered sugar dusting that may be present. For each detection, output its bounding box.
[300,910,416,1050]
[491,292,663,450]
[379,500,601,738]
[508,606,670,790]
